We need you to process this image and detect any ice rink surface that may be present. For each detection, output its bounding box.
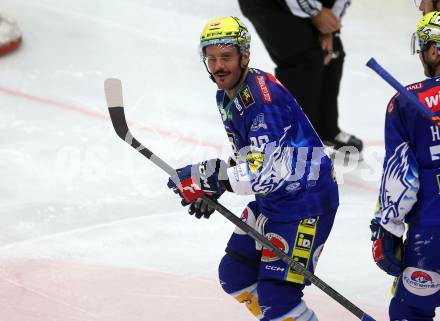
[0,0,438,320]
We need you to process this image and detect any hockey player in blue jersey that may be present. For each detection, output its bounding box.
[167,16,339,321]
[370,12,440,321]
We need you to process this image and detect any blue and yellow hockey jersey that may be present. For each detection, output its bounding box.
[377,78,440,237]
[217,68,339,222]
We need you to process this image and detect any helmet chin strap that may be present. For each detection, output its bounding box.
[202,60,216,83]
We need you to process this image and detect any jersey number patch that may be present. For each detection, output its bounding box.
[250,135,269,148]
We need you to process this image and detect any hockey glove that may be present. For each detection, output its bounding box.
[167,159,229,217]
[185,157,236,219]
[188,198,215,219]
[370,219,404,277]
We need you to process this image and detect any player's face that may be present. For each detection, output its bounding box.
[204,45,245,91]
[419,43,439,76]
[418,0,440,14]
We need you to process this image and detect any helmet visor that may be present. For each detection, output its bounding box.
[200,38,238,50]
[411,31,426,54]
[199,38,239,61]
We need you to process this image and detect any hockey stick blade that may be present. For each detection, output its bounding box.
[104,78,175,175]
[104,78,376,321]
[104,78,133,142]
[104,78,123,108]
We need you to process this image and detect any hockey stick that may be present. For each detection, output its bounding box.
[366,57,440,126]
[104,78,376,321]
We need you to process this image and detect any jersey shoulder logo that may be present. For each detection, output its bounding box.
[255,75,272,104]
[406,82,423,91]
[417,85,440,112]
[239,85,255,108]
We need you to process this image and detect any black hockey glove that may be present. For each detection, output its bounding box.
[188,198,216,219]
[370,219,404,277]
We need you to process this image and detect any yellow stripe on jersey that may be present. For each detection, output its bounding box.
[287,218,318,284]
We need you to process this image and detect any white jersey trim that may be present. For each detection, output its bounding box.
[227,163,254,195]
[378,142,419,237]
[284,0,350,19]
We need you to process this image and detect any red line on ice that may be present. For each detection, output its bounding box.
[0,86,226,151]
[0,85,381,193]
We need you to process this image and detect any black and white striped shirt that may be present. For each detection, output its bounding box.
[283,0,351,18]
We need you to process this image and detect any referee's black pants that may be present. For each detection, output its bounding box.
[239,0,344,140]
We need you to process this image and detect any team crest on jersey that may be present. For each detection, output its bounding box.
[256,76,272,104]
[239,86,255,108]
[418,86,440,112]
[250,113,268,131]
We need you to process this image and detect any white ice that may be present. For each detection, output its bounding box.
[0,0,437,320]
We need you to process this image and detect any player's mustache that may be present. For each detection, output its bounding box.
[214,69,229,76]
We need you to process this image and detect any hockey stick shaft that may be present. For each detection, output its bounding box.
[366,57,438,124]
[104,78,375,321]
